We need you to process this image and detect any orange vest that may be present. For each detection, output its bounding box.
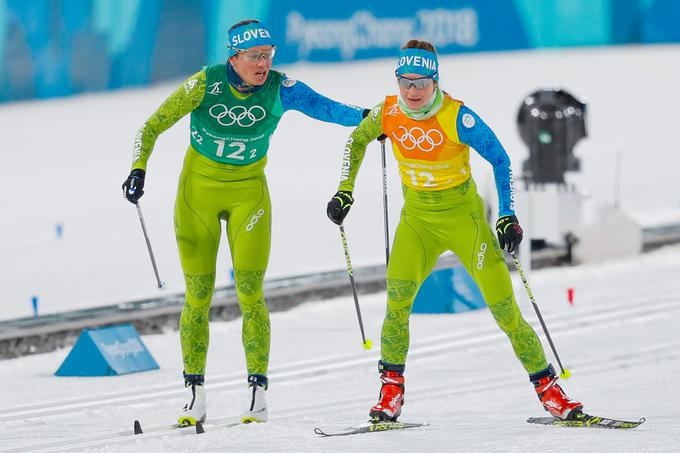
[381,94,470,191]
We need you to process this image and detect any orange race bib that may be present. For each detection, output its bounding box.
[382,95,470,191]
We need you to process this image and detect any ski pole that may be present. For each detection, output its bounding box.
[135,201,165,289]
[339,224,372,350]
[379,138,390,266]
[511,252,570,379]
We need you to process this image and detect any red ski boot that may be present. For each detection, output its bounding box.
[369,371,405,422]
[531,365,583,420]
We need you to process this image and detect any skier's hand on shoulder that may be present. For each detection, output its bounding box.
[327,191,354,225]
[496,215,523,253]
[122,169,146,204]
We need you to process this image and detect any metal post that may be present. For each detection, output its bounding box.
[339,225,372,350]
[380,139,390,266]
[512,252,570,379]
[135,202,165,289]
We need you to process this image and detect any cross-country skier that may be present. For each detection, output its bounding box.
[326,40,583,422]
[122,19,368,427]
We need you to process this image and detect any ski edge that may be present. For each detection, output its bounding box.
[527,414,645,429]
[132,420,187,435]
[314,421,429,437]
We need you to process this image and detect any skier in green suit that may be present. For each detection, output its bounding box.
[122,19,367,426]
[327,39,583,423]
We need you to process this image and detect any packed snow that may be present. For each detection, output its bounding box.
[0,243,678,451]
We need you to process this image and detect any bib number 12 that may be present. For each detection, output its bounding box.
[406,170,435,187]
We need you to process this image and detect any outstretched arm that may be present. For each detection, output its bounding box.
[279,78,366,127]
[327,104,385,224]
[456,105,515,217]
[131,71,206,171]
[337,104,385,192]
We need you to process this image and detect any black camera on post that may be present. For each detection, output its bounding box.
[517,89,587,184]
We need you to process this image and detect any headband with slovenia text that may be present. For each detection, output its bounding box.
[228,21,275,56]
[395,48,439,81]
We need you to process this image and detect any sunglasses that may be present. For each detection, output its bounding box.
[231,46,276,62]
[397,76,436,90]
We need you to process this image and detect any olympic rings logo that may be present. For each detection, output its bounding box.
[209,104,266,127]
[393,126,444,152]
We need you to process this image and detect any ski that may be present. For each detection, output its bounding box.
[314,420,429,437]
[132,420,198,435]
[194,419,252,434]
[132,419,189,435]
[133,418,242,436]
[527,412,645,429]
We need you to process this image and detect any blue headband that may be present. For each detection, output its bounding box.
[228,22,274,56]
[395,48,439,81]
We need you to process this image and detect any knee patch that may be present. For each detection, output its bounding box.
[387,278,418,307]
[235,269,266,304]
[184,273,215,309]
[488,294,521,333]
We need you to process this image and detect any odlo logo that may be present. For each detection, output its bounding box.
[476,242,488,270]
[246,209,265,231]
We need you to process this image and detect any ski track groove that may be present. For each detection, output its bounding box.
[4,341,675,453]
[11,290,678,414]
[0,288,680,421]
[3,290,679,422]
[1,291,678,451]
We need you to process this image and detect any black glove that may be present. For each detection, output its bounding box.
[496,215,523,253]
[327,191,354,225]
[122,169,146,204]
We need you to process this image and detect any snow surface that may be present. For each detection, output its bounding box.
[2,45,680,320]
[0,243,679,452]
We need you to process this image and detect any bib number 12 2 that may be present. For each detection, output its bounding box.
[215,140,257,161]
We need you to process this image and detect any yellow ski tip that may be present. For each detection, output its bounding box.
[560,368,572,379]
[363,339,373,350]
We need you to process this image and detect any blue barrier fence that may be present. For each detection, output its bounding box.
[1,0,679,103]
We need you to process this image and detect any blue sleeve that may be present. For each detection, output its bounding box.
[279,78,365,126]
[456,105,515,217]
